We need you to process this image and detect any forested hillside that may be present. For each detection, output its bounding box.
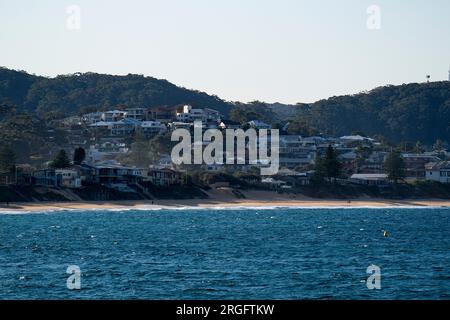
[295,82,450,144]
[0,67,233,116]
[1,67,449,144]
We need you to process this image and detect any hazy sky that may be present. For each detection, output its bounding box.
[1,0,449,103]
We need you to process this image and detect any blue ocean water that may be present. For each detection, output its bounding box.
[0,207,449,300]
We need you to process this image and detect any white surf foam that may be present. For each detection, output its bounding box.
[0,204,448,215]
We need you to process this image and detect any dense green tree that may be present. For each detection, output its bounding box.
[229,102,276,125]
[286,119,318,136]
[385,150,406,183]
[127,132,150,167]
[312,154,327,184]
[433,139,444,152]
[414,141,425,154]
[229,107,260,125]
[354,145,373,172]
[0,145,16,172]
[312,145,342,184]
[73,147,86,165]
[50,150,71,169]
[323,145,342,182]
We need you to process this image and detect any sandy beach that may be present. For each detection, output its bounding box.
[1,190,450,212]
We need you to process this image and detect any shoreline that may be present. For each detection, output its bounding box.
[2,197,450,212]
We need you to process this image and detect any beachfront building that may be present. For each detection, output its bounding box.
[349,173,389,186]
[33,169,59,187]
[85,142,129,164]
[56,169,82,188]
[402,153,442,179]
[358,151,389,174]
[425,161,450,183]
[261,177,288,190]
[147,168,185,186]
[33,169,81,188]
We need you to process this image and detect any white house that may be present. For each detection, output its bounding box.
[248,120,271,130]
[176,105,221,123]
[340,135,375,144]
[82,112,103,124]
[425,162,450,183]
[56,169,82,188]
[218,120,241,130]
[101,110,126,122]
[86,143,129,164]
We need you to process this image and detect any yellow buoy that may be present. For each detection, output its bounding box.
[383,231,389,237]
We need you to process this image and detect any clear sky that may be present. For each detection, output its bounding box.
[0,0,449,103]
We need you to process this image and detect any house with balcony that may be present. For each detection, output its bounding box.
[402,153,442,179]
[33,169,81,188]
[101,110,126,122]
[176,105,221,123]
[147,168,185,186]
[33,169,60,187]
[56,169,82,188]
[110,118,141,136]
[140,121,167,137]
[82,112,103,124]
[147,107,176,123]
[125,108,146,120]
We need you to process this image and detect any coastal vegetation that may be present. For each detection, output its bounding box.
[1,67,450,145]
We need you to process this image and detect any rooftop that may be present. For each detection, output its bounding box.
[425,161,450,170]
[350,173,388,180]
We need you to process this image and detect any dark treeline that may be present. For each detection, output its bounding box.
[1,67,450,145]
[0,67,233,116]
[293,81,450,144]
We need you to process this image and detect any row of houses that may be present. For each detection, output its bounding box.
[261,160,450,190]
[0,162,186,191]
[89,118,167,138]
[346,161,450,186]
[82,105,222,125]
[79,105,282,139]
[54,105,450,189]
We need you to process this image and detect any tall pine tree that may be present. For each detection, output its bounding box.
[385,150,406,183]
[50,150,71,169]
